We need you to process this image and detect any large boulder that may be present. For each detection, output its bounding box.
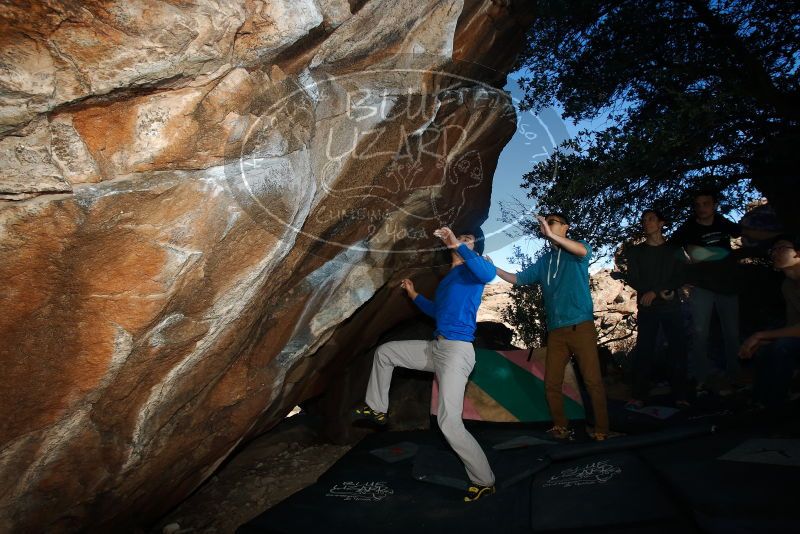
[0,1,534,531]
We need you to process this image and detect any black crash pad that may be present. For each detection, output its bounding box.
[640,432,800,532]
[548,423,713,461]
[411,444,552,490]
[530,452,680,531]
[238,429,533,534]
[238,407,800,534]
[369,441,419,463]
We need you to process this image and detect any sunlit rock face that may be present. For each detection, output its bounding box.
[591,270,638,353]
[478,274,638,353]
[0,1,533,530]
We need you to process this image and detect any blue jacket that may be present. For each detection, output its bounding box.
[515,241,594,331]
[413,243,495,341]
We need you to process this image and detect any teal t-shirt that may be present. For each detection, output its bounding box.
[515,240,594,331]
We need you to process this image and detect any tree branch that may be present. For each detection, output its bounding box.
[685,0,800,120]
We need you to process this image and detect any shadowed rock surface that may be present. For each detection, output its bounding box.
[0,1,535,531]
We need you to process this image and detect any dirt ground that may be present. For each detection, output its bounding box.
[150,414,352,534]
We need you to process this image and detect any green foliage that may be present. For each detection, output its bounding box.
[510,0,799,251]
[500,246,548,348]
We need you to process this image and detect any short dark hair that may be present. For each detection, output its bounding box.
[456,226,485,255]
[693,188,719,203]
[642,208,666,222]
[544,212,570,225]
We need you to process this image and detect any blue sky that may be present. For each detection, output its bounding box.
[483,73,593,279]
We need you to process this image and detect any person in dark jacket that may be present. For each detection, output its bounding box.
[670,189,742,389]
[622,209,690,409]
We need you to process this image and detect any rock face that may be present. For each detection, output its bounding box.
[477,280,514,325]
[0,1,534,531]
[590,269,638,353]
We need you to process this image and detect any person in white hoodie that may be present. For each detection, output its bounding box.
[495,213,609,441]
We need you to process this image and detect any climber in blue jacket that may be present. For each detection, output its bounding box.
[353,225,497,502]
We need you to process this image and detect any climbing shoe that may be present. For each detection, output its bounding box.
[545,425,575,441]
[351,404,389,427]
[463,484,495,502]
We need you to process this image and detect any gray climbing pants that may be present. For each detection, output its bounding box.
[365,338,495,487]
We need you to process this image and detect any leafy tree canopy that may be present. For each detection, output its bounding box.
[501,246,548,347]
[509,0,799,252]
